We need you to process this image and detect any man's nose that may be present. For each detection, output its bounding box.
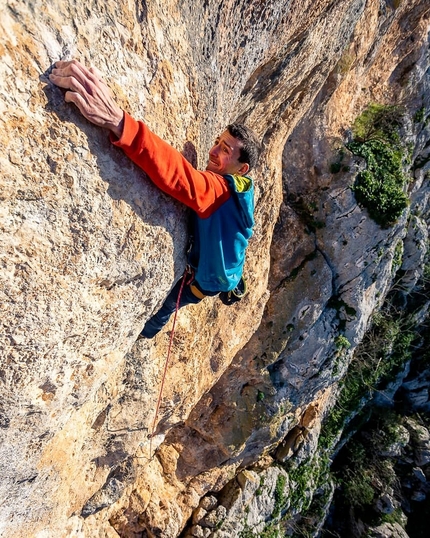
[210,144,219,157]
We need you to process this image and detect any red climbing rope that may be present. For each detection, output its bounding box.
[149,267,194,459]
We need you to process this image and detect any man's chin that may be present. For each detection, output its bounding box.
[206,163,220,173]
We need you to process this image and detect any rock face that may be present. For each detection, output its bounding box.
[0,0,429,537]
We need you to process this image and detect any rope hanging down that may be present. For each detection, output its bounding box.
[149,268,194,459]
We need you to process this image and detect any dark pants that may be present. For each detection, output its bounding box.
[140,277,217,338]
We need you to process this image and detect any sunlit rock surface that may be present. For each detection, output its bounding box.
[0,0,429,536]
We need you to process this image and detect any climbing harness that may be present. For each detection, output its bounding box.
[149,266,194,460]
[189,282,206,299]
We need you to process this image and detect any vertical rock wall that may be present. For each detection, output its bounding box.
[0,0,429,536]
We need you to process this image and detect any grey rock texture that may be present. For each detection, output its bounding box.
[368,522,410,538]
[0,0,429,536]
[405,417,430,467]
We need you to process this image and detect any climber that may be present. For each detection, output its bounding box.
[49,59,261,338]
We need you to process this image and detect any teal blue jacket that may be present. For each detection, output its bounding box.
[188,174,254,292]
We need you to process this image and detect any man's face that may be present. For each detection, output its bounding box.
[206,130,249,176]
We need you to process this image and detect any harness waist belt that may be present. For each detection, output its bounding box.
[190,283,206,300]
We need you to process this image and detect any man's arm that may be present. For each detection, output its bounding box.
[49,60,230,215]
[111,112,230,215]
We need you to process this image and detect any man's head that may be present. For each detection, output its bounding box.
[206,123,261,176]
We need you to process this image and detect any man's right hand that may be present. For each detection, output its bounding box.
[49,59,124,138]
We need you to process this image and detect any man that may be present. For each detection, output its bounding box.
[49,60,261,338]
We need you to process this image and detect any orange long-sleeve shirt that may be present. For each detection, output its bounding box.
[111,112,231,218]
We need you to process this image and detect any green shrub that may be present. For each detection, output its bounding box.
[339,443,374,508]
[423,261,430,281]
[343,471,375,507]
[381,507,406,527]
[350,104,403,143]
[413,106,425,123]
[287,454,330,514]
[319,306,415,450]
[347,104,409,227]
[272,474,288,519]
[348,139,408,227]
[335,334,351,350]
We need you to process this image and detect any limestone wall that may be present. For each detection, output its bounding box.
[0,0,429,536]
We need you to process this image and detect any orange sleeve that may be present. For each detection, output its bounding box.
[110,112,230,216]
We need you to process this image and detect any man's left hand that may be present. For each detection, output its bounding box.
[49,59,124,138]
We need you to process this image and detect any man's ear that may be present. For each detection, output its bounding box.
[238,162,250,175]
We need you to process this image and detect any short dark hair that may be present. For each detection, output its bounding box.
[227,123,261,172]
